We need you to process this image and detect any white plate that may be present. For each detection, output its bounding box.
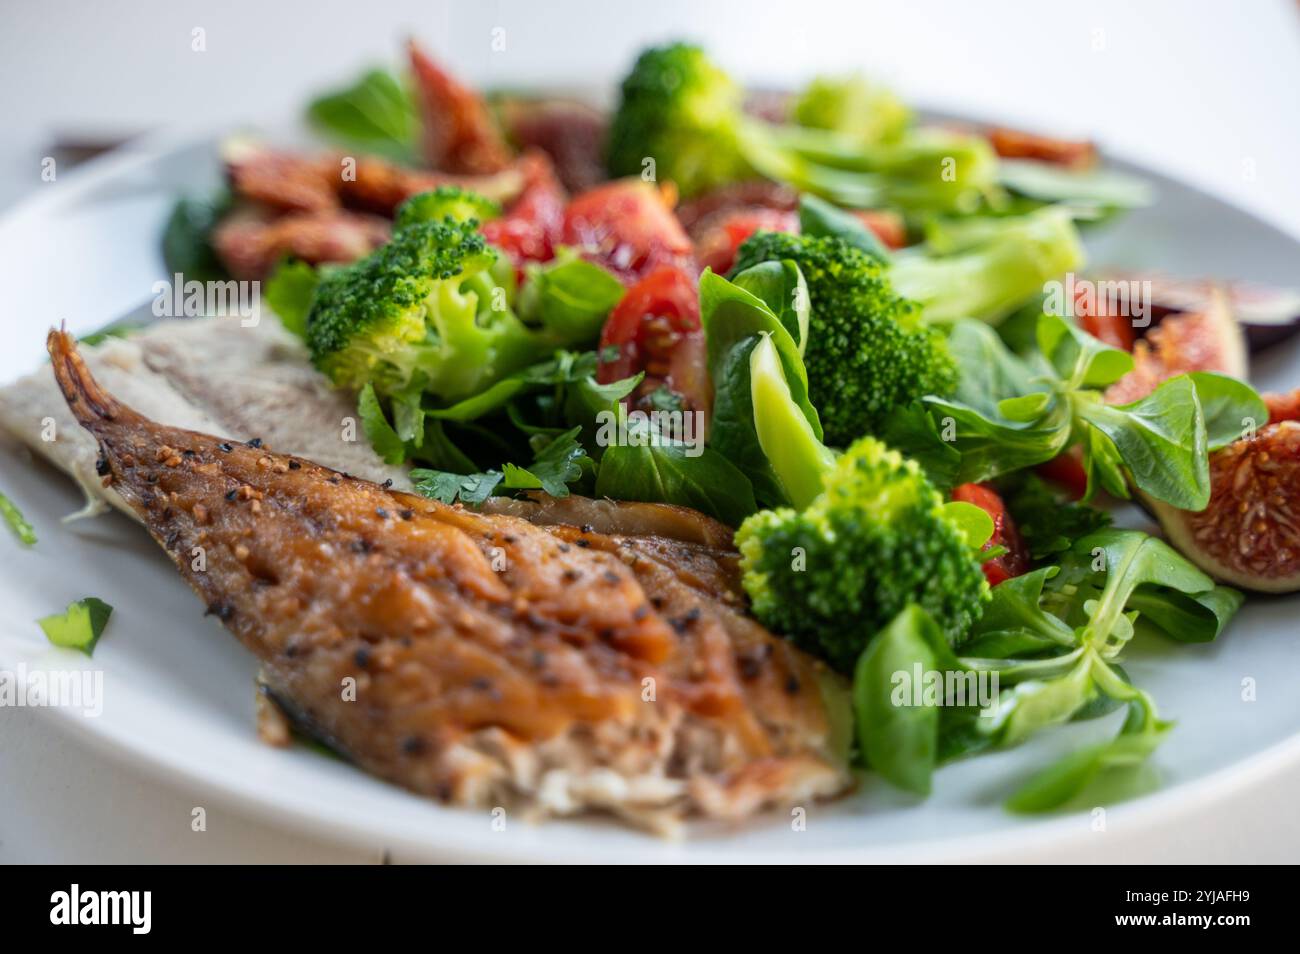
[2,126,1300,863]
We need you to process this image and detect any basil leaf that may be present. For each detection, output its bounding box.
[699,268,820,437]
[728,259,810,353]
[852,605,947,795]
[946,319,1039,416]
[1037,312,1133,389]
[910,395,1070,485]
[264,259,320,339]
[982,655,1094,746]
[162,191,231,285]
[969,567,1076,648]
[1005,701,1170,813]
[1076,376,1210,509]
[1186,371,1268,450]
[518,257,626,344]
[797,193,890,262]
[594,438,758,526]
[1128,583,1244,644]
[307,68,418,163]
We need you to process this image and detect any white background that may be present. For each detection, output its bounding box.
[1,0,1299,863]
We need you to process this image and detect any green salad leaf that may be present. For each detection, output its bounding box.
[39,597,114,656]
[594,432,757,526]
[265,259,321,339]
[1,490,36,546]
[307,68,419,163]
[852,605,946,794]
[850,525,1244,811]
[161,191,231,284]
[887,312,1264,507]
[517,256,627,344]
[797,193,890,262]
[357,383,407,466]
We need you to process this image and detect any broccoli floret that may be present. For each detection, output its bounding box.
[737,435,989,671]
[306,218,537,401]
[731,230,956,446]
[606,43,997,211]
[395,186,501,230]
[791,74,911,146]
[605,42,753,197]
[890,208,1085,324]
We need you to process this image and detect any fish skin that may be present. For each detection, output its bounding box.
[46,330,850,825]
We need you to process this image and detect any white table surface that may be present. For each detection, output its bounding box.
[1,0,1298,863]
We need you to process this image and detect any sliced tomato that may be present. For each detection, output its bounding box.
[853,209,908,250]
[481,150,565,269]
[952,482,1030,586]
[1035,450,1088,501]
[694,207,798,275]
[562,179,695,284]
[597,265,709,416]
[986,126,1097,170]
[1264,388,1300,424]
[1074,283,1136,351]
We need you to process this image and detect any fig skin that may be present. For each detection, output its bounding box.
[1147,421,1300,594]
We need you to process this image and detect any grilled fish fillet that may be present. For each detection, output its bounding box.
[45,330,851,830]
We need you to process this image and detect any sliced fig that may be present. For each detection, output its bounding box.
[1147,421,1300,593]
[1265,388,1300,423]
[1096,270,1300,353]
[1104,287,1247,405]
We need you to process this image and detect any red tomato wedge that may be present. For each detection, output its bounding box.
[597,265,710,417]
[1034,451,1088,501]
[695,208,798,275]
[1073,283,1136,352]
[952,483,1030,586]
[692,206,907,276]
[562,180,695,284]
[481,150,566,270]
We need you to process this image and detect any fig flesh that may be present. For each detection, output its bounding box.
[1148,421,1300,593]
